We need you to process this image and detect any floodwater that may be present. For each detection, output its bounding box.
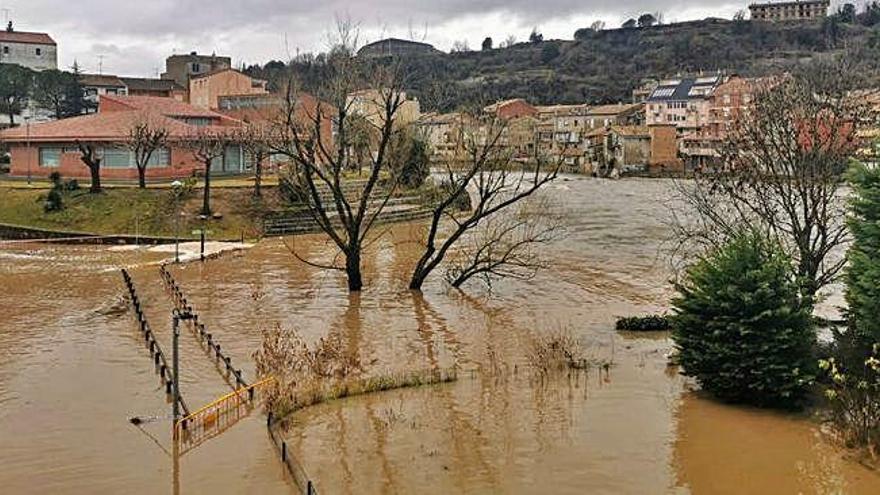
[1,177,878,494]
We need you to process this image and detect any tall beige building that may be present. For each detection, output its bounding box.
[749,1,829,21]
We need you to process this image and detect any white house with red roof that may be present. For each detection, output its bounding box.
[0,21,56,71]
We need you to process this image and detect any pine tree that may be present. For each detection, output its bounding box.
[671,231,815,408]
[844,161,880,348]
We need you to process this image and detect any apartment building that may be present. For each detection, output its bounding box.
[749,1,829,21]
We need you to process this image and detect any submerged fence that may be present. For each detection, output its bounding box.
[121,268,189,417]
[159,264,248,390]
[174,376,274,455]
[267,412,319,495]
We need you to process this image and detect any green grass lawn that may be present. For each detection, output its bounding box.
[0,186,277,240]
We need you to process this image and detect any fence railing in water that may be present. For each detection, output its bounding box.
[173,376,274,454]
[121,268,189,417]
[159,264,248,390]
[267,412,319,495]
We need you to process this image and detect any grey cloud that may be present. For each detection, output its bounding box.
[9,0,742,75]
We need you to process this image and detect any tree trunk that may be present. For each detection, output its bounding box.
[88,163,102,193]
[137,165,147,189]
[202,160,212,216]
[254,154,262,198]
[346,250,363,292]
[409,270,427,291]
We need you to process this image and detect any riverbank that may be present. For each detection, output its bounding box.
[0,185,276,241]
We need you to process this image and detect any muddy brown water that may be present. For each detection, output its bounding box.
[1,177,878,494]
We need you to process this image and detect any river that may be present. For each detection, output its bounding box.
[1,177,878,494]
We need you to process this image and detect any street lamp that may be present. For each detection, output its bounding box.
[171,180,183,263]
[25,117,31,185]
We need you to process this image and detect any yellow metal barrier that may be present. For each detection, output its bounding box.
[173,376,275,451]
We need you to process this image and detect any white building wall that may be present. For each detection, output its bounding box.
[0,42,57,71]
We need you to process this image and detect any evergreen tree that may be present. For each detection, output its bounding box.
[844,161,880,348]
[671,231,815,408]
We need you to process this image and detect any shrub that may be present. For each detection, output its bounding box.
[393,135,430,189]
[525,326,588,373]
[844,161,880,348]
[44,189,63,212]
[818,345,880,451]
[671,231,816,408]
[615,314,670,331]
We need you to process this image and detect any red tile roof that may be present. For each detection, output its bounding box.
[0,30,55,45]
[0,95,242,143]
[100,94,235,120]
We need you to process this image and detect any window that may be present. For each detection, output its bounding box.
[35,48,42,56]
[146,148,170,167]
[2,46,8,54]
[39,147,62,167]
[103,148,133,168]
[192,62,201,73]
[224,146,242,172]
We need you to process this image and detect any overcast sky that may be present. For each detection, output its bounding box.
[3,0,753,76]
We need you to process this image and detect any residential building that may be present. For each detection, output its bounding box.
[585,103,644,129]
[534,104,590,167]
[483,99,538,120]
[584,124,680,175]
[357,38,439,58]
[632,79,659,103]
[120,77,186,100]
[0,22,57,71]
[161,52,231,87]
[0,94,251,181]
[347,89,421,128]
[645,75,722,135]
[418,112,469,161]
[189,68,268,109]
[749,1,829,21]
[217,92,334,150]
[79,74,128,108]
[679,75,770,169]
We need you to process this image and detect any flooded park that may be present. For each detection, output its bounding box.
[2,177,880,494]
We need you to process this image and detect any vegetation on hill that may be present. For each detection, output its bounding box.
[246,16,880,111]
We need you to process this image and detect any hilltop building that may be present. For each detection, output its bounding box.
[161,52,231,87]
[357,38,438,58]
[0,22,56,71]
[749,1,829,21]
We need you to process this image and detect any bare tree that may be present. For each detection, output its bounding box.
[186,127,235,216]
[270,20,408,292]
[127,115,169,189]
[232,122,273,198]
[75,141,103,193]
[444,195,564,288]
[672,58,876,302]
[408,112,565,291]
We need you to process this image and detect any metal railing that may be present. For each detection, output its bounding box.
[121,268,189,416]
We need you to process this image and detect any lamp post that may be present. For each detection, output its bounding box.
[171,180,183,263]
[25,118,31,185]
[171,308,193,430]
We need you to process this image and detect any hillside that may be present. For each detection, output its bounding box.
[251,18,880,111]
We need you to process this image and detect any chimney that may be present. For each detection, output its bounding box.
[6,21,12,32]
[190,51,197,56]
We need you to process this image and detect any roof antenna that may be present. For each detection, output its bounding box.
[97,54,105,75]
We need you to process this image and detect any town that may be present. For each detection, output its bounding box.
[2,0,879,185]
[2,1,880,494]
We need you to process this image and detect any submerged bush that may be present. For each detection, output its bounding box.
[615,315,671,331]
[818,345,880,452]
[671,232,816,408]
